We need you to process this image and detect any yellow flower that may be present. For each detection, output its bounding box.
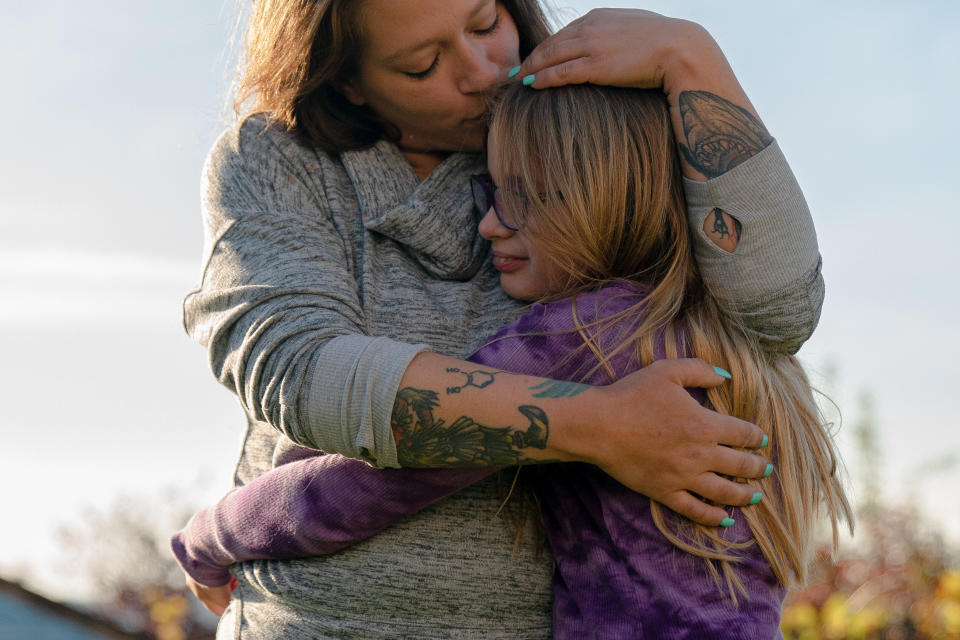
[847,605,886,639]
[939,570,960,601]
[939,599,960,636]
[821,593,850,640]
[782,602,818,631]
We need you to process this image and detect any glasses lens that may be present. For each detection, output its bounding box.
[492,190,518,230]
[472,174,520,231]
[471,176,491,215]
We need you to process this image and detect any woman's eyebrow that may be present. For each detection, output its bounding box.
[383,0,491,63]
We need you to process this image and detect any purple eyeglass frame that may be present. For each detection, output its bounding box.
[470,174,521,231]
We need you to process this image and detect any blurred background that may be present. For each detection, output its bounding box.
[0,0,957,637]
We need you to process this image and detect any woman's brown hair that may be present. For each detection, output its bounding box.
[235,0,553,153]
[488,83,853,600]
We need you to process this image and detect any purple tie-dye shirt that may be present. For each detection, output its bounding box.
[172,280,785,638]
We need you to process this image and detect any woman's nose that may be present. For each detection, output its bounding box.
[478,204,513,239]
[458,41,500,94]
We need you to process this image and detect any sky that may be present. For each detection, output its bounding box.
[0,1,957,602]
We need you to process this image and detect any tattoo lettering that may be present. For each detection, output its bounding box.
[678,91,774,179]
[529,379,590,399]
[392,387,550,467]
[445,368,501,394]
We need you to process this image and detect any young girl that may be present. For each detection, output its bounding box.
[173,84,851,638]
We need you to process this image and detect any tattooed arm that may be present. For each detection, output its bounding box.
[515,9,823,351]
[388,350,773,528]
[513,10,774,250]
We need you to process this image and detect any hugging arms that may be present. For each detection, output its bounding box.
[180,4,828,637]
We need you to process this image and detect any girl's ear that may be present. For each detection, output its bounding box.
[340,79,366,106]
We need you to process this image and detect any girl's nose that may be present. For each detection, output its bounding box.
[478,204,513,239]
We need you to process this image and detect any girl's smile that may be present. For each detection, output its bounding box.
[490,251,528,273]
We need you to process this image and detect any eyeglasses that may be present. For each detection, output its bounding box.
[470,174,522,231]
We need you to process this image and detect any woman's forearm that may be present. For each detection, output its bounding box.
[393,350,770,526]
[392,351,583,467]
[659,23,824,353]
[656,20,773,183]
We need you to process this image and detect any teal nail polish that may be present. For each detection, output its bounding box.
[749,492,762,505]
[507,65,522,79]
[720,517,735,528]
[760,434,769,448]
[712,366,732,379]
[763,463,774,478]
[522,74,535,87]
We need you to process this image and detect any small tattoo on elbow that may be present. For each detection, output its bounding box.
[712,208,731,239]
[709,208,742,246]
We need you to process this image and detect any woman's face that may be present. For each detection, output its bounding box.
[478,135,564,301]
[343,0,520,154]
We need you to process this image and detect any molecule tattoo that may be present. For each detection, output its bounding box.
[445,368,501,394]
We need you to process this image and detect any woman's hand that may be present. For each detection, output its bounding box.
[515,9,728,94]
[560,358,770,527]
[516,9,770,183]
[185,575,234,616]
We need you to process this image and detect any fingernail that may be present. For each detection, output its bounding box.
[750,492,763,505]
[720,517,735,528]
[763,463,774,478]
[712,366,732,379]
[508,65,522,79]
[760,434,769,448]
[522,74,536,87]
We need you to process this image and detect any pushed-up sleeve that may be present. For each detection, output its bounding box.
[183,121,424,467]
[684,141,824,354]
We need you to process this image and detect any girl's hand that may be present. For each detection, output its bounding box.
[185,575,234,616]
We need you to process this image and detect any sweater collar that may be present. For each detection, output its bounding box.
[340,140,489,280]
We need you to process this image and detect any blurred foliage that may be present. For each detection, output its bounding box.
[782,386,959,639]
[783,504,959,639]
[55,487,216,639]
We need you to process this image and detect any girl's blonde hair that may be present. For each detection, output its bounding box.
[488,83,853,598]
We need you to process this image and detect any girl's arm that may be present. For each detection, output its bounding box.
[171,453,495,588]
[516,10,823,354]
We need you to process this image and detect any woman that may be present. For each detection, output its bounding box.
[175,84,849,638]
[184,0,823,636]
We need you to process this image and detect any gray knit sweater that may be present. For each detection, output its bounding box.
[183,115,821,638]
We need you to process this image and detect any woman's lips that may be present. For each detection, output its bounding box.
[492,253,527,273]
